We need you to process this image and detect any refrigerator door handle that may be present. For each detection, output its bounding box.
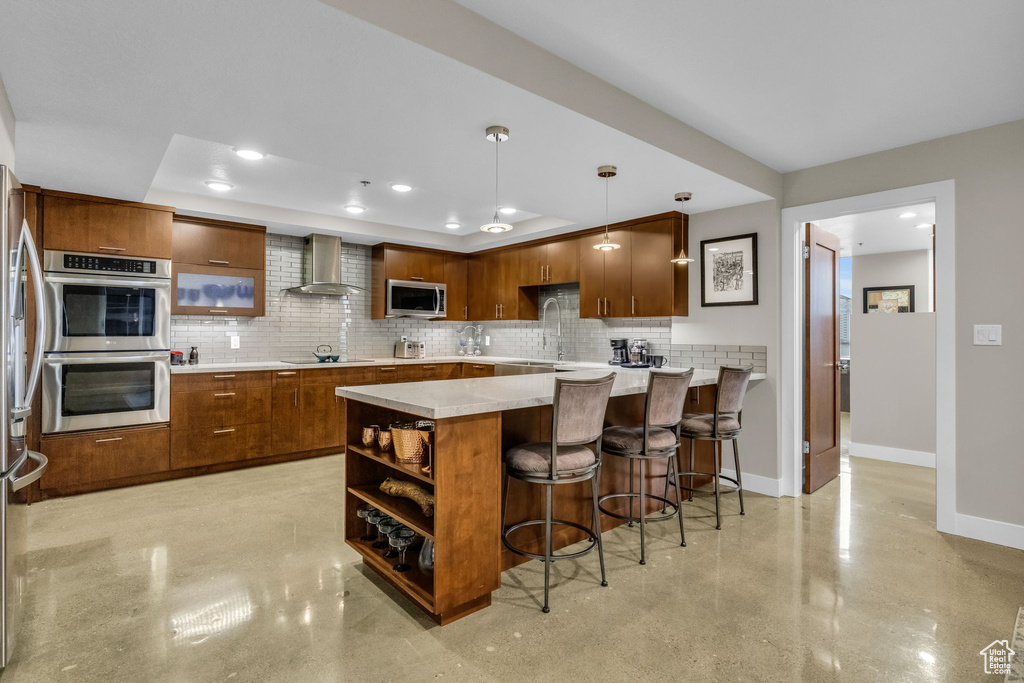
[18,220,45,416]
[9,450,47,492]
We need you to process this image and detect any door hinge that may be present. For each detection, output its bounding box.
[802,440,810,454]
[802,244,810,259]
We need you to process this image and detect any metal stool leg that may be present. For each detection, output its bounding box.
[732,437,745,515]
[543,483,553,614]
[661,455,671,514]
[688,437,696,502]
[628,458,635,527]
[713,440,722,530]
[638,456,647,565]
[591,467,608,586]
[669,454,686,547]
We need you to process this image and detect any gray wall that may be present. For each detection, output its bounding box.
[849,312,936,454]
[783,117,1024,528]
[0,75,15,170]
[852,250,932,314]
[674,200,780,480]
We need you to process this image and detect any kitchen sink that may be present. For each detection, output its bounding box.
[493,362,576,376]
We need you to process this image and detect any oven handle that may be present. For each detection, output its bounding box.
[42,273,172,290]
[43,351,170,365]
[9,450,47,492]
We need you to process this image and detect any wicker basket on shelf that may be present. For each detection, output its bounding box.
[391,422,433,464]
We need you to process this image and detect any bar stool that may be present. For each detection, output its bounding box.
[673,366,753,530]
[501,372,616,613]
[598,369,694,565]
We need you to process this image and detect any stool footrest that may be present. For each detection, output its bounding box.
[598,492,679,523]
[502,518,599,562]
[674,472,741,494]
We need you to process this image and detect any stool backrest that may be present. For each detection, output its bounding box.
[552,373,616,446]
[715,366,752,418]
[646,369,694,428]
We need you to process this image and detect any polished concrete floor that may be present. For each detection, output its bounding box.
[5,452,1022,682]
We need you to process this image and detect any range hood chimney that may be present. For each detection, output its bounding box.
[284,234,367,296]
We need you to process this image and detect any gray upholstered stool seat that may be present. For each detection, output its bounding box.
[506,442,596,473]
[601,425,677,450]
[679,413,740,435]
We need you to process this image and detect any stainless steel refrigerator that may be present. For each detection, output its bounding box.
[0,165,48,670]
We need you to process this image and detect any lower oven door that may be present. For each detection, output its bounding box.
[41,351,170,434]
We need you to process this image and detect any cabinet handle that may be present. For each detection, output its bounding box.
[422,365,436,369]
[463,306,467,320]
[293,388,297,406]
[604,298,609,316]
[95,437,123,443]
[472,365,485,369]
[213,392,235,397]
[546,265,550,281]
[210,309,228,313]
[213,375,235,378]
[540,265,544,282]
[98,246,125,251]
[410,276,424,281]
[208,259,229,265]
[631,295,635,315]
[380,368,396,372]
[213,428,236,434]
[277,371,297,376]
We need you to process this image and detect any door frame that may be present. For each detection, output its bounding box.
[779,180,955,535]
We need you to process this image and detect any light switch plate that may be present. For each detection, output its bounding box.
[973,324,1002,346]
[230,335,241,349]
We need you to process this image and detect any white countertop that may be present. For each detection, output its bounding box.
[169,355,614,374]
[335,366,766,419]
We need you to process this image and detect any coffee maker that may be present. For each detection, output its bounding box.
[625,339,649,367]
[609,338,629,365]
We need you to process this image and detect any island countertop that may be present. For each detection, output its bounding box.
[335,366,766,419]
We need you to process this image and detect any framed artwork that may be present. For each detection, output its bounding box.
[863,285,915,313]
[700,233,758,307]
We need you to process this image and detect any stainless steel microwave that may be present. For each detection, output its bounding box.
[385,279,446,318]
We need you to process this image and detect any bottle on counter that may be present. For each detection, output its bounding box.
[188,346,199,365]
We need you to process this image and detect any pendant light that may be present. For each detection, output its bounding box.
[593,165,620,251]
[670,191,695,263]
[480,125,513,233]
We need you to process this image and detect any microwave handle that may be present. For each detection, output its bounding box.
[13,221,45,419]
[434,286,440,315]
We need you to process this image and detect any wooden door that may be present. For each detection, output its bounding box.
[578,233,606,318]
[172,217,265,269]
[602,229,632,318]
[443,254,468,321]
[299,384,343,451]
[42,193,172,258]
[386,248,444,282]
[546,238,578,284]
[804,223,842,493]
[467,253,496,320]
[629,220,674,317]
[271,374,301,455]
[517,243,546,286]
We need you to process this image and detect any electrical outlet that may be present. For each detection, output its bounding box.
[973,324,1001,346]
[230,335,240,349]
[400,335,408,342]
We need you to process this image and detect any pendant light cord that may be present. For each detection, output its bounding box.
[494,136,500,222]
[604,176,610,237]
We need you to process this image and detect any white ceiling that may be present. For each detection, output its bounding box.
[816,202,935,257]
[0,0,768,249]
[455,0,1024,172]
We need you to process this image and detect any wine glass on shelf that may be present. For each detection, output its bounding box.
[356,503,377,541]
[377,518,401,558]
[389,528,417,572]
[367,511,391,549]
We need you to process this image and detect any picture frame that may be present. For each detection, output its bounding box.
[863,285,915,313]
[700,232,758,307]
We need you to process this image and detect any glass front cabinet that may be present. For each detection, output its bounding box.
[171,216,266,317]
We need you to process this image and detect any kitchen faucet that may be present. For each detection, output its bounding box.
[541,297,564,361]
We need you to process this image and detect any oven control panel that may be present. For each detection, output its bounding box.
[63,253,157,275]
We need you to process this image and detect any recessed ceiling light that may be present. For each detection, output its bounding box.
[444,222,460,230]
[344,205,366,214]
[899,211,917,218]
[234,149,265,160]
[498,207,516,215]
[205,180,233,192]
[390,183,412,193]
[915,223,932,229]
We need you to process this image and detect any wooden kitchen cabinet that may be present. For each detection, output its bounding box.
[41,190,173,258]
[468,249,536,320]
[372,244,455,319]
[629,219,676,317]
[171,423,271,469]
[299,384,345,451]
[460,363,495,378]
[518,239,578,286]
[172,215,266,270]
[579,229,631,318]
[383,247,445,282]
[40,425,170,490]
[443,254,469,321]
[271,370,301,455]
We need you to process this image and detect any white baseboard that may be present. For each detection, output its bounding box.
[719,468,782,498]
[848,442,935,468]
[953,513,1024,551]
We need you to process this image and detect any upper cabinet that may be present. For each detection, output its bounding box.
[42,190,173,258]
[579,229,632,318]
[371,244,453,319]
[468,249,537,321]
[517,238,578,286]
[444,254,469,321]
[171,216,266,317]
[383,247,444,282]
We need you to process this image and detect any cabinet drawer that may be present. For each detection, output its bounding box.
[461,363,495,378]
[172,371,271,393]
[171,388,271,429]
[40,426,170,488]
[300,366,378,386]
[172,217,265,270]
[401,363,458,381]
[42,193,173,259]
[272,369,300,386]
[171,422,270,469]
[375,365,401,382]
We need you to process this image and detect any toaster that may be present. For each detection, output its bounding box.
[395,340,425,359]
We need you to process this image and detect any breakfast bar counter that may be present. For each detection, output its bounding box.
[336,367,765,624]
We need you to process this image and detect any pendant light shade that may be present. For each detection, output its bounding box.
[480,126,513,233]
[670,191,695,263]
[593,165,620,250]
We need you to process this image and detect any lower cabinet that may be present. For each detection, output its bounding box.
[460,363,495,378]
[40,425,170,490]
[171,423,271,469]
[299,384,346,451]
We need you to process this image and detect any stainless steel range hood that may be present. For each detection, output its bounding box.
[284,234,367,296]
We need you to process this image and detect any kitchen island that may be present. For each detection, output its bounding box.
[336,366,765,624]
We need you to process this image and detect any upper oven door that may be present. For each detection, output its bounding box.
[386,280,446,318]
[43,273,170,352]
[41,351,170,434]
